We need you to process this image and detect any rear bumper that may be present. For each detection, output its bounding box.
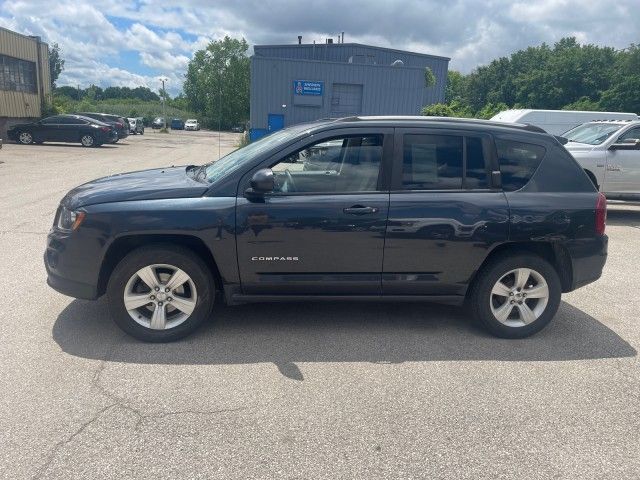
[566,235,608,291]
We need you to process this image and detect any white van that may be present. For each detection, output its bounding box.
[490,109,638,135]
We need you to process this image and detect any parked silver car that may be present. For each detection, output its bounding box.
[127,117,145,135]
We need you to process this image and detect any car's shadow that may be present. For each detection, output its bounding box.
[52,299,636,380]
[608,206,640,227]
[28,143,120,148]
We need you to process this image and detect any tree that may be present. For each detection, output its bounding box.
[48,43,65,88]
[599,44,640,113]
[444,70,466,103]
[422,100,472,118]
[183,36,250,130]
[54,85,81,100]
[424,67,436,88]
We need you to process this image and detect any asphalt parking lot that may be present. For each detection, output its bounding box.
[0,130,638,479]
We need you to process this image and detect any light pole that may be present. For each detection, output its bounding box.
[159,77,168,130]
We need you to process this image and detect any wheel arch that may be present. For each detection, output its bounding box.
[97,234,223,297]
[467,241,573,297]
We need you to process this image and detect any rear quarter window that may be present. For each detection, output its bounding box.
[495,139,546,191]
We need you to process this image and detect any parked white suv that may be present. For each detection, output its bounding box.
[564,121,640,199]
[184,119,200,131]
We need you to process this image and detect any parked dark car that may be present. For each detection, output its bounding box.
[75,112,129,142]
[231,125,245,133]
[8,114,115,147]
[45,116,607,342]
[152,117,165,129]
[170,118,185,130]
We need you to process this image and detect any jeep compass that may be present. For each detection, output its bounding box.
[45,117,608,341]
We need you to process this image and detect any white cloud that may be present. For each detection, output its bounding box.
[1,0,639,95]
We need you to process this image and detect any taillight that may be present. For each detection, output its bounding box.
[595,192,607,235]
[116,122,123,128]
[100,126,110,132]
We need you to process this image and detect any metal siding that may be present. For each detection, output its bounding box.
[0,27,50,119]
[251,43,448,130]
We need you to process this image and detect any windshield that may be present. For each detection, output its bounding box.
[204,126,310,183]
[563,123,623,145]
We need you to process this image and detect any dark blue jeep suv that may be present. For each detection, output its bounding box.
[45,117,608,341]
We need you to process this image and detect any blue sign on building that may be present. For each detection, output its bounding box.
[293,80,323,96]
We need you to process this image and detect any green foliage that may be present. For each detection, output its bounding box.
[183,36,250,130]
[424,67,436,88]
[562,97,602,111]
[48,43,65,88]
[444,70,466,103]
[425,37,640,120]
[476,102,510,119]
[421,100,472,118]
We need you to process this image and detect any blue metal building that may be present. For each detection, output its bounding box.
[249,42,450,140]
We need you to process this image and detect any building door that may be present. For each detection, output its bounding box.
[330,83,363,118]
[267,114,284,133]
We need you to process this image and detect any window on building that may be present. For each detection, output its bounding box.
[0,54,37,94]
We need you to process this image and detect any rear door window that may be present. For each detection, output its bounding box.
[402,134,463,190]
[401,134,489,190]
[495,139,546,191]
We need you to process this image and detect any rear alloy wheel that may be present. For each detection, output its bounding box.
[469,254,561,338]
[107,246,214,341]
[18,131,33,145]
[80,134,95,147]
[489,268,549,327]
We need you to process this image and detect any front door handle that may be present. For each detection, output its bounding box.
[343,205,378,215]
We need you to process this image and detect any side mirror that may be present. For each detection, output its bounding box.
[246,168,274,198]
[610,139,640,150]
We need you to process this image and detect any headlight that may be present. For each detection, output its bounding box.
[57,206,86,231]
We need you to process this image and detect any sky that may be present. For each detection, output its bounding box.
[0,0,638,96]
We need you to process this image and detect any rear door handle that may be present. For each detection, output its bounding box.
[343,205,378,215]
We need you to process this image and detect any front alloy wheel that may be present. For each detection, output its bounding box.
[107,246,214,341]
[124,264,197,330]
[18,132,33,144]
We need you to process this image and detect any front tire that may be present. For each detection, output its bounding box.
[18,131,33,145]
[468,254,561,338]
[107,246,215,342]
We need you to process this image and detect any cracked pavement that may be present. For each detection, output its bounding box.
[0,131,638,479]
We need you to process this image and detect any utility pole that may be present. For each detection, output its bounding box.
[218,72,222,159]
[159,77,168,130]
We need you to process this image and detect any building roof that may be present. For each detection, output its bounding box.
[254,42,450,61]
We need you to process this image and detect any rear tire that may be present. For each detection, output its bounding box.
[107,246,215,342]
[80,134,96,147]
[468,253,561,338]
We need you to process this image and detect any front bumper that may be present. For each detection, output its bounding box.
[44,228,101,300]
